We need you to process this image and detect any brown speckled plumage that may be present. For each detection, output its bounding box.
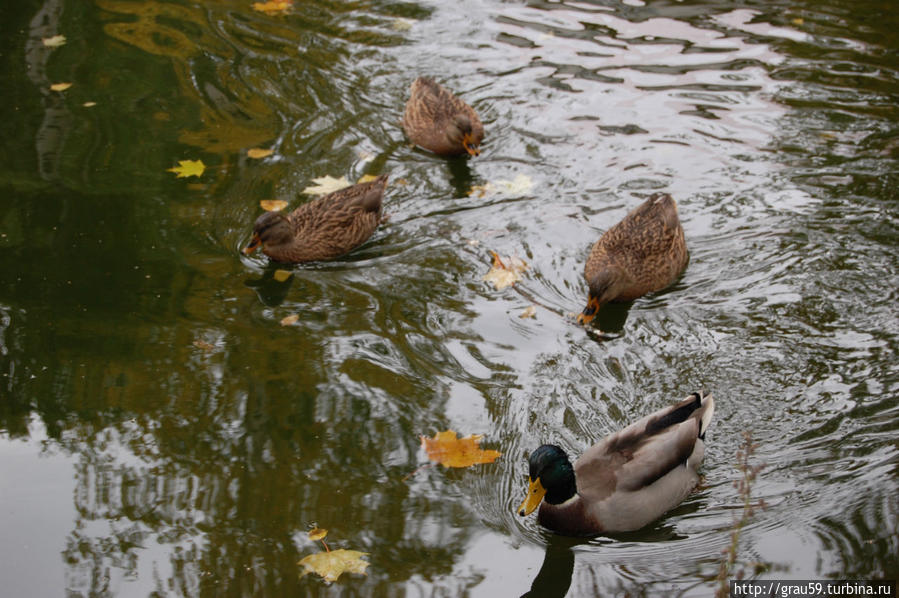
[402,77,484,157]
[243,175,387,263]
[578,193,688,325]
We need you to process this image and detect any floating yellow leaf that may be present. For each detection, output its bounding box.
[260,199,288,211]
[791,17,804,25]
[83,101,97,108]
[357,174,379,184]
[280,314,299,326]
[302,175,352,196]
[470,174,534,197]
[519,305,537,319]
[421,430,502,468]
[273,269,292,282]
[252,0,292,15]
[482,251,528,290]
[167,159,205,178]
[42,35,67,47]
[308,528,328,541]
[299,549,369,584]
[247,147,274,159]
[50,82,72,92]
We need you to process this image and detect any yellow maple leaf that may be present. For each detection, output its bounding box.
[299,549,369,584]
[482,251,528,290]
[167,159,205,178]
[42,35,67,47]
[302,175,352,196]
[260,199,288,211]
[421,430,502,468]
[273,269,292,282]
[247,147,274,159]
[252,0,292,15]
[50,82,72,92]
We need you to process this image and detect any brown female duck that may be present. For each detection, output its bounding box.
[402,77,484,157]
[518,391,715,536]
[243,175,388,263]
[578,193,688,325]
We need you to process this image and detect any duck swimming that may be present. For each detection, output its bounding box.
[243,175,388,263]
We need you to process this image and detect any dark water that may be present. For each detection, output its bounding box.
[1,0,897,596]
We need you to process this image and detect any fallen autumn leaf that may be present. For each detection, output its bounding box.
[302,175,352,196]
[482,251,528,290]
[252,0,292,15]
[420,430,502,468]
[273,269,292,282]
[247,148,274,159]
[167,159,205,178]
[299,549,370,584]
[260,199,288,211]
[42,35,66,47]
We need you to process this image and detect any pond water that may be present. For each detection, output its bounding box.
[1,0,897,596]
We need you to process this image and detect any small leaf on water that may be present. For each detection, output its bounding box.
[519,305,537,319]
[791,17,804,25]
[167,159,205,178]
[299,549,369,584]
[82,101,97,108]
[482,251,528,290]
[273,269,292,282]
[420,430,502,468]
[260,199,288,211]
[252,0,292,15]
[247,148,274,159]
[357,174,379,184]
[50,82,72,92]
[280,314,299,326]
[469,174,534,197]
[192,339,215,352]
[308,527,328,541]
[302,175,351,196]
[42,35,67,47]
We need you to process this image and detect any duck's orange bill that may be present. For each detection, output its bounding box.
[517,477,546,516]
[576,296,601,326]
[243,235,261,255]
[462,133,480,157]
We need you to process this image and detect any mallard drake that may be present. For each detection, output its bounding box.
[402,77,484,157]
[243,175,388,263]
[578,193,688,325]
[518,391,715,536]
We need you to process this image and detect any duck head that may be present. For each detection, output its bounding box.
[243,211,293,255]
[518,444,577,516]
[446,114,481,157]
[577,269,628,326]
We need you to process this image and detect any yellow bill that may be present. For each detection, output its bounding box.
[517,477,547,516]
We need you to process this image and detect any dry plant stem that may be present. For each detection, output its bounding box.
[715,431,766,598]
[320,539,330,553]
[401,462,436,482]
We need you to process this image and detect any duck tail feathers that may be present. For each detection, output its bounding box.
[698,391,715,439]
